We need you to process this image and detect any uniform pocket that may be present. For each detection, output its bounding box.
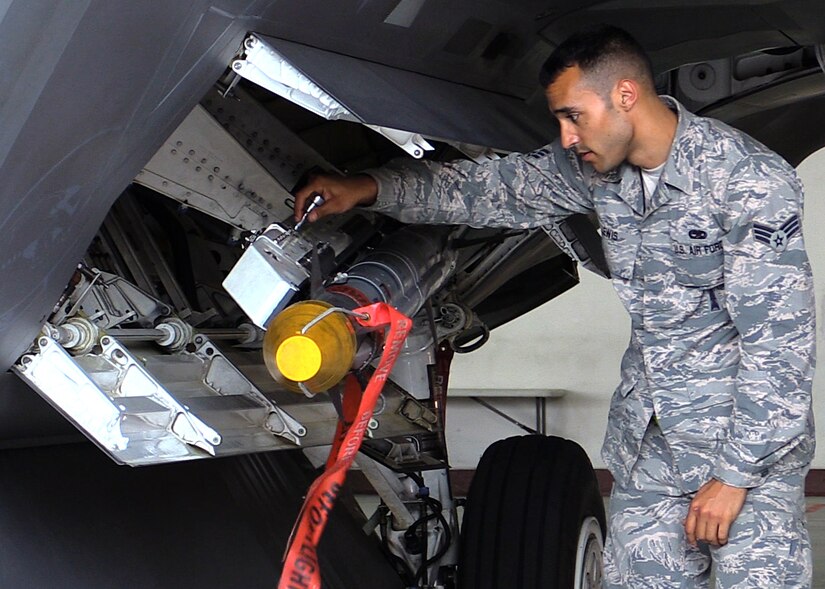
[669,224,725,288]
[601,224,639,280]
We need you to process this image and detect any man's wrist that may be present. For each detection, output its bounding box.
[353,173,379,206]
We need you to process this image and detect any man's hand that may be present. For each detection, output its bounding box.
[293,173,378,225]
[684,479,748,546]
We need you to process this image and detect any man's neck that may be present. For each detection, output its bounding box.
[626,96,678,170]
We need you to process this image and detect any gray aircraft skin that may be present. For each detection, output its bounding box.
[1,2,825,588]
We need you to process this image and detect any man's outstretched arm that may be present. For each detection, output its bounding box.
[294,142,595,227]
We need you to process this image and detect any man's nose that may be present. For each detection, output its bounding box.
[559,123,579,150]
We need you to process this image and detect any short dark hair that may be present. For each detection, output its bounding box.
[539,26,655,95]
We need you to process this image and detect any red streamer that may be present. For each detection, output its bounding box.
[278,303,411,589]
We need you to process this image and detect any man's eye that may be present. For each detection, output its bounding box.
[569,113,579,123]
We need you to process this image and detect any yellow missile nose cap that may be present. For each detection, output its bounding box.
[276,335,323,382]
[263,300,357,395]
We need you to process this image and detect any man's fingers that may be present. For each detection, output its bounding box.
[292,173,377,225]
[293,175,334,220]
[717,518,731,546]
[693,510,710,545]
[684,509,697,545]
[704,520,721,546]
[293,186,315,221]
[685,479,748,547]
[690,509,729,545]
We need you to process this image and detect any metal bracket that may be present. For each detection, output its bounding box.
[365,124,434,159]
[191,333,307,444]
[232,35,433,159]
[397,397,438,432]
[14,329,308,466]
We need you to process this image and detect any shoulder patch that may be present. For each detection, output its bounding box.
[753,215,800,252]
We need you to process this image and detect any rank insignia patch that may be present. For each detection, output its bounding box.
[753,215,800,252]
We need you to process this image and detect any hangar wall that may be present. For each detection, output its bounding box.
[447,149,825,471]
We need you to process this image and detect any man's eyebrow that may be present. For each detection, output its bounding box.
[553,106,574,115]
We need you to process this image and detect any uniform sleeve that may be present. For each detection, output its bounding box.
[363,140,594,228]
[712,155,816,488]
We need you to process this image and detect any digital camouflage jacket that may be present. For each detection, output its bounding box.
[366,97,815,492]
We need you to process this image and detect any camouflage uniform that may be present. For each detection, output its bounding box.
[366,97,815,586]
[605,421,811,587]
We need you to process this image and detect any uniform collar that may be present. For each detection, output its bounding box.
[597,96,696,215]
[658,96,696,197]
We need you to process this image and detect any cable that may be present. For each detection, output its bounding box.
[411,496,452,586]
[451,323,490,354]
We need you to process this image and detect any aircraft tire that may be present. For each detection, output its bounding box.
[458,435,605,589]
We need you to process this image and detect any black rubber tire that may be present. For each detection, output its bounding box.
[458,435,606,589]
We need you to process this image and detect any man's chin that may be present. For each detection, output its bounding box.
[592,159,621,173]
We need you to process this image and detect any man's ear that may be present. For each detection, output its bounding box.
[615,79,638,111]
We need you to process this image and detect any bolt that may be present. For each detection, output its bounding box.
[101,337,111,346]
[183,157,189,163]
[176,141,183,147]
[208,175,214,181]
[233,62,242,70]
[195,166,201,171]
[171,149,177,154]
[162,181,168,187]
[200,158,207,164]
[213,167,220,173]
[188,150,195,156]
